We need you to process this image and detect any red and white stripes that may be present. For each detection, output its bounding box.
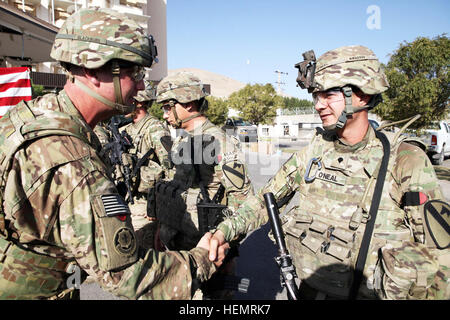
[0,67,32,117]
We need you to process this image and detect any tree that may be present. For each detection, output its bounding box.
[227,83,282,125]
[31,82,44,98]
[148,102,164,120]
[205,96,229,125]
[374,34,450,130]
[282,96,314,111]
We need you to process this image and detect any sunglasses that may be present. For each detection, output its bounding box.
[129,65,146,82]
[114,61,146,82]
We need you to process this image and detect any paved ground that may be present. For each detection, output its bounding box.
[80,139,450,300]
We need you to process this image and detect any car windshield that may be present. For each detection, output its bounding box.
[234,119,252,126]
[429,122,441,130]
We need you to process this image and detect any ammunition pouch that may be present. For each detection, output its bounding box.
[196,202,229,235]
[153,182,200,248]
[153,182,190,232]
[153,180,231,249]
[374,241,440,300]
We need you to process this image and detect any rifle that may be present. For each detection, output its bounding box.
[189,135,228,234]
[264,192,301,300]
[104,116,135,204]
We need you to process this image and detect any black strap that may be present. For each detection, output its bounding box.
[349,130,390,300]
[131,148,157,177]
[190,136,225,204]
[190,136,212,203]
[276,191,296,209]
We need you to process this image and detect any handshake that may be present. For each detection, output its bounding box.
[196,230,228,267]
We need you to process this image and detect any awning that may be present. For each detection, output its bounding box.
[0,2,58,64]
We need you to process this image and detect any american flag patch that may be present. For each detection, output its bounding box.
[101,194,131,217]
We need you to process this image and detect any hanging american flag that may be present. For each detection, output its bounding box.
[0,67,32,118]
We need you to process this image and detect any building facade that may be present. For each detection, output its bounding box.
[1,0,167,88]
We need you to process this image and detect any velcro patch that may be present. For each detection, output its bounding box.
[101,194,131,217]
[403,191,428,206]
[423,200,450,249]
[316,169,345,186]
[222,160,245,189]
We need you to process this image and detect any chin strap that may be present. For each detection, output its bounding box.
[166,100,203,129]
[111,61,125,107]
[325,86,383,132]
[67,62,136,115]
[180,112,203,124]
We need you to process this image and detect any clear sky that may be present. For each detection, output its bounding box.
[166,0,450,101]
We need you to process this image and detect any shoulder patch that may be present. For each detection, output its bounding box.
[114,227,137,255]
[222,160,245,189]
[423,200,450,249]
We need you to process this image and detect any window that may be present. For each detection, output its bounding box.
[234,119,252,126]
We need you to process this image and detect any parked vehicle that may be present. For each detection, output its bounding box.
[222,118,258,142]
[420,121,450,165]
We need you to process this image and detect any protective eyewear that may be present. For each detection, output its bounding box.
[312,88,344,106]
[161,100,177,113]
[130,65,146,82]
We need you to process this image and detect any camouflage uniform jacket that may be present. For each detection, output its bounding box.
[93,122,111,147]
[217,125,448,299]
[155,119,254,250]
[121,113,171,199]
[0,90,215,300]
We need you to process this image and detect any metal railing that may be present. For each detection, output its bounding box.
[278,107,316,115]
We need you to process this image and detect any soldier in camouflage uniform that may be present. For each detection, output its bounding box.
[119,87,172,250]
[93,121,111,147]
[0,8,220,300]
[209,45,449,300]
[154,72,255,299]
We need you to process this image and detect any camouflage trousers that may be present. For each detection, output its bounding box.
[129,199,156,250]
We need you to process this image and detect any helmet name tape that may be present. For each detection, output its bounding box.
[315,55,378,74]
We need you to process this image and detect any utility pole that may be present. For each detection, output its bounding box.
[274,70,288,95]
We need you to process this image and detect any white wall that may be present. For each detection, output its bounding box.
[147,0,167,81]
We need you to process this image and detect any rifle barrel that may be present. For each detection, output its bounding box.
[264,192,301,300]
[264,192,288,255]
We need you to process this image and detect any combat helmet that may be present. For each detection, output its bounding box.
[50,7,158,114]
[295,45,389,130]
[156,72,209,128]
[135,88,156,103]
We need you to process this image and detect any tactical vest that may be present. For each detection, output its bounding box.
[281,127,431,299]
[0,99,92,299]
[153,121,228,250]
[122,115,164,196]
